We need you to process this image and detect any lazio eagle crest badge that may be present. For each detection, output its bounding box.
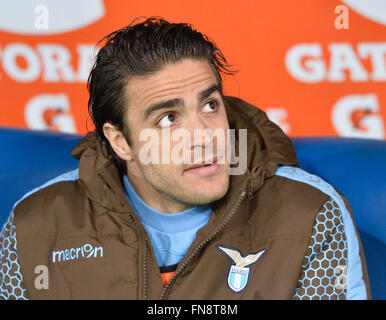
[216,245,267,293]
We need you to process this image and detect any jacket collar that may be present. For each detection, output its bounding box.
[70,96,299,213]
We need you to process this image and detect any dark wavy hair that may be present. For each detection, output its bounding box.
[87,16,234,173]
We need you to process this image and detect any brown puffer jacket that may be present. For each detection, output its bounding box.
[0,96,371,299]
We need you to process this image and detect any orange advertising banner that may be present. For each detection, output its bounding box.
[0,0,385,139]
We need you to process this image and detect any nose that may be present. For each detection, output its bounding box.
[188,115,214,150]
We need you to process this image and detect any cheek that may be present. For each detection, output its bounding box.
[141,163,184,194]
[135,151,181,178]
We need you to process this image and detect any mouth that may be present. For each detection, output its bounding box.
[183,157,220,176]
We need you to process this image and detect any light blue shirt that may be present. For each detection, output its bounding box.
[122,175,213,267]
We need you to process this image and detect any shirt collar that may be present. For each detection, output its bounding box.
[122,174,213,233]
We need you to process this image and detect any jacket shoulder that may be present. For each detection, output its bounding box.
[10,169,83,237]
[268,165,355,237]
[252,166,348,240]
[274,166,348,209]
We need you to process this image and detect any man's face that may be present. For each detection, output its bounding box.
[124,58,230,208]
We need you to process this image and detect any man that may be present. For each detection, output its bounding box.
[0,17,370,299]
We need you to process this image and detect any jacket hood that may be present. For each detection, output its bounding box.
[71,96,299,211]
[223,96,298,194]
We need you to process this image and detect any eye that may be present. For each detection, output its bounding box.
[157,112,177,128]
[202,100,218,113]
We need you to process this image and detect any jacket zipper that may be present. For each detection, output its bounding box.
[143,239,150,300]
[159,189,247,300]
[127,212,150,300]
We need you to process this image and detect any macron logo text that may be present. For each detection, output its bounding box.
[52,243,103,263]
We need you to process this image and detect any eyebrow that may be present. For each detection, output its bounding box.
[143,84,222,121]
[199,84,221,102]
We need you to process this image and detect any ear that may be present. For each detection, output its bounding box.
[103,122,133,161]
